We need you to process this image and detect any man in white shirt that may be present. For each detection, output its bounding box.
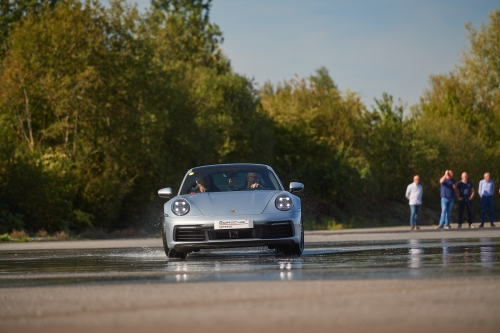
[406,175,423,230]
[478,172,496,227]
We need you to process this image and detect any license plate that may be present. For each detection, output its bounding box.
[214,220,253,230]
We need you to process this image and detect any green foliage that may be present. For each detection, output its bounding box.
[0,203,24,234]
[260,73,369,221]
[0,0,273,232]
[0,1,57,54]
[365,93,411,200]
[0,2,499,232]
[148,0,229,72]
[412,6,500,207]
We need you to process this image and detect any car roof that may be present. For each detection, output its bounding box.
[189,163,273,172]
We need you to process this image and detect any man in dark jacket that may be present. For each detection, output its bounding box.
[457,172,475,228]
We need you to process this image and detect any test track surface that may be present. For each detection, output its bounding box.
[1,226,499,333]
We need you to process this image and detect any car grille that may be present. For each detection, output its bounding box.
[174,227,207,242]
[173,222,294,242]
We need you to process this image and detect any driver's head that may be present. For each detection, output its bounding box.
[246,172,261,187]
[227,172,237,188]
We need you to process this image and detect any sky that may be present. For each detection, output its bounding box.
[106,0,499,109]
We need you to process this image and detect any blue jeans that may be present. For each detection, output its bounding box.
[481,196,494,225]
[410,204,421,226]
[439,197,454,226]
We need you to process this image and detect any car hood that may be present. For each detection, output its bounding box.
[187,191,278,216]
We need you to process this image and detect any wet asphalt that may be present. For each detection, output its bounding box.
[2,227,500,333]
[1,228,499,287]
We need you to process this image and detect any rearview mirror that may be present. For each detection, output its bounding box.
[158,188,173,199]
[289,182,304,193]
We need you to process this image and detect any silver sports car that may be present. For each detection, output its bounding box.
[158,163,304,259]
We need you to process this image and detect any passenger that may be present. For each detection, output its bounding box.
[226,172,238,191]
[191,175,220,193]
[405,175,423,230]
[228,176,237,191]
[478,172,495,227]
[457,172,475,228]
[436,170,456,229]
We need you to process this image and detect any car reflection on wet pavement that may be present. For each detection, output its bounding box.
[0,237,498,287]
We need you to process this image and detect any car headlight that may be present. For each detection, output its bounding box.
[275,194,294,211]
[171,199,190,216]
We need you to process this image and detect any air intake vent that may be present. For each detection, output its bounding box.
[260,222,294,239]
[174,227,207,242]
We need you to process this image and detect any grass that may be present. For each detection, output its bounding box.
[1,229,65,242]
[0,227,153,242]
[303,216,344,230]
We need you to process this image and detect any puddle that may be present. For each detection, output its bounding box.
[0,238,499,287]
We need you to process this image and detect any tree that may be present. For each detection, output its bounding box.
[0,0,58,57]
[0,0,273,233]
[412,7,500,206]
[147,0,229,72]
[364,93,411,200]
[261,69,369,217]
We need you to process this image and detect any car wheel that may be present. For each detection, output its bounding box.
[288,224,304,255]
[167,249,187,259]
[162,222,187,259]
[161,221,169,256]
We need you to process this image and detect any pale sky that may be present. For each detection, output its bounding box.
[107,0,498,109]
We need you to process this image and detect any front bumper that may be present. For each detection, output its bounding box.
[164,212,302,252]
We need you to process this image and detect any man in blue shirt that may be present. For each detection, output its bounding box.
[478,172,496,227]
[436,170,456,229]
[457,172,475,228]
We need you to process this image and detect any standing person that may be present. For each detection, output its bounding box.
[436,170,457,229]
[406,175,423,230]
[478,172,496,227]
[457,172,475,228]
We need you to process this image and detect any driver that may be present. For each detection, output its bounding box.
[243,172,266,189]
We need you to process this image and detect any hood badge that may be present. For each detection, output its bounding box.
[230,210,235,213]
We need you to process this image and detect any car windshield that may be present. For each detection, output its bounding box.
[179,165,282,194]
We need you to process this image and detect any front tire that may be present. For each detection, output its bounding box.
[162,221,187,259]
[167,249,187,259]
[161,221,169,256]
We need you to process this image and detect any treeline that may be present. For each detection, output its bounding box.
[0,0,499,233]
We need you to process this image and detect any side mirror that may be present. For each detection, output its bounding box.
[289,182,304,194]
[158,188,173,199]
